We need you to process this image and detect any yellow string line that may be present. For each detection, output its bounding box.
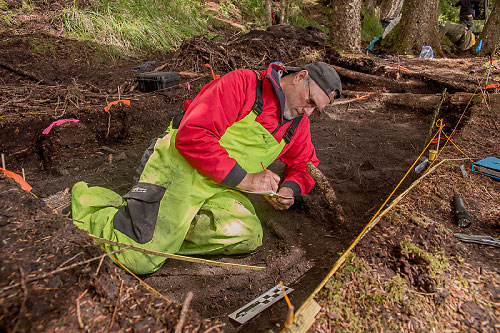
[88,234,264,270]
[427,82,482,170]
[292,72,488,323]
[291,129,441,320]
[97,243,173,304]
[440,129,474,162]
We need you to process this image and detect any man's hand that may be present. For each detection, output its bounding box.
[237,170,280,193]
[265,187,294,210]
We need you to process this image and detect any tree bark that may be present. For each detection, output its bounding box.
[327,0,362,53]
[380,0,404,19]
[479,0,500,55]
[265,0,273,27]
[381,0,443,56]
[280,0,286,24]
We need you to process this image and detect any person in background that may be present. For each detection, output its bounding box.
[455,0,483,30]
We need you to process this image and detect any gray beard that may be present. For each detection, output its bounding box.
[283,105,295,120]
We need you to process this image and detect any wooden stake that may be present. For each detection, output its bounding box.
[22,168,25,181]
[425,88,447,148]
[1,153,5,169]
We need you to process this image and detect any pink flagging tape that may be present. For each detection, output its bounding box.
[42,118,79,135]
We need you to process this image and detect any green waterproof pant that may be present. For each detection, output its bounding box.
[72,112,285,274]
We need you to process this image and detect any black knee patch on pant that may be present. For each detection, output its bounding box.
[114,183,166,244]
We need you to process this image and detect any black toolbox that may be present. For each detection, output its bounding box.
[136,71,180,92]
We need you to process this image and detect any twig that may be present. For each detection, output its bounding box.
[57,252,84,269]
[105,108,111,139]
[203,323,226,333]
[95,254,106,277]
[0,247,128,294]
[174,291,193,333]
[12,267,29,332]
[108,281,124,332]
[76,289,88,329]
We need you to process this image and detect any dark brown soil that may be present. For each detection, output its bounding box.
[1,15,499,333]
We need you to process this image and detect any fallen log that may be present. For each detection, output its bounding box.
[332,65,429,93]
[398,70,478,93]
[0,61,56,86]
[306,161,345,223]
[336,90,473,110]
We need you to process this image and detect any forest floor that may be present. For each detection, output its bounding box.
[1,2,499,332]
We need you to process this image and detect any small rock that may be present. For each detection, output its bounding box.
[115,152,127,161]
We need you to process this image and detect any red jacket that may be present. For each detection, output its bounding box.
[175,63,319,195]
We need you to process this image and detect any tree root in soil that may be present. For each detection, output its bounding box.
[306,161,345,224]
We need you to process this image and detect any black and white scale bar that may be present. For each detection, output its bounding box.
[228,284,293,324]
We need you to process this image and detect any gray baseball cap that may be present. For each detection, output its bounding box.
[285,61,342,102]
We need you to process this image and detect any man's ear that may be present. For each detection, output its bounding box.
[293,70,309,84]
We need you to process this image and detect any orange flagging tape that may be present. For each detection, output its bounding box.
[0,168,32,191]
[204,64,220,80]
[356,92,372,100]
[104,100,131,112]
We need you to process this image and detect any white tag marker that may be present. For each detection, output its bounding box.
[228,284,293,324]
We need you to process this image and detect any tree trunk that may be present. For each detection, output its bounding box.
[381,0,443,56]
[327,0,362,53]
[280,0,286,24]
[265,0,272,27]
[479,0,500,55]
[380,0,404,19]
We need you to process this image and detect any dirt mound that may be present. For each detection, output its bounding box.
[169,24,326,74]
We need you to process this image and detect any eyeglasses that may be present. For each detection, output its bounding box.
[305,80,318,110]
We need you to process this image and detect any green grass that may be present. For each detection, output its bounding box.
[28,37,57,56]
[60,0,209,58]
[1,0,34,25]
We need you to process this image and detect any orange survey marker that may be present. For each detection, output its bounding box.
[484,83,499,90]
[0,168,32,191]
[205,64,220,80]
[104,100,131,112]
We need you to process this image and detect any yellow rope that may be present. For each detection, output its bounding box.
[289,69,491,328]
[97,243,173,304]
[88,234,265,270]
[441,129,474,162]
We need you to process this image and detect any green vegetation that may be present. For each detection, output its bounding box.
[1,0,34,25]
[439,0,460,23]
[28,38,57,56]
[400,239,449,285]
[229,0,265,25]
[361,5,384,42]
[60,0,209,58]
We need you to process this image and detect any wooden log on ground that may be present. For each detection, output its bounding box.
[306,161,345,223]
[332,65,429,93]
[398,70,477,93]
[336,90,473,110]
